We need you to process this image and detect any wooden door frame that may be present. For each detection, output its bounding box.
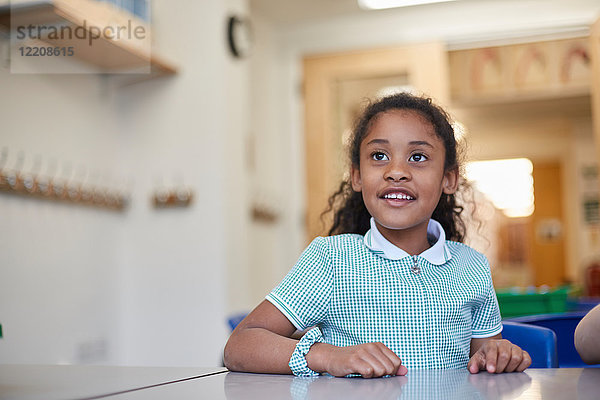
[302,42,449,241]
[529,161,566,286]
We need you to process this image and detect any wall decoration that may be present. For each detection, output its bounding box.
[470,47,502,92]
[449,36,591,102]
[514,45,548,88]
[535,218,563,243]
[560,43,590,84]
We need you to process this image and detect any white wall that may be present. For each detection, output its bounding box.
[244,13,308,309]
[0,73,124,364]
[113,0,251,366]
[0,0,249,366]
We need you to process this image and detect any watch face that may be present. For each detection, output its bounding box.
[228,16,252,58]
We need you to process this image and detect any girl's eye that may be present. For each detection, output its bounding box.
[409,153,427,162]
[372,152,389,161]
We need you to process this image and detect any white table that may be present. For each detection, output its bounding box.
[2,366,599,400]
[0,364,227,400]
[109,368,600,400]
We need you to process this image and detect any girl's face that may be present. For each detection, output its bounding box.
[351,109,458,240]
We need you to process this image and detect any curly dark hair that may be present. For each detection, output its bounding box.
[323,92,467,242]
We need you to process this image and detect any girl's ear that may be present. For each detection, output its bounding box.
[442,167,459,194]
[351,164,362,192]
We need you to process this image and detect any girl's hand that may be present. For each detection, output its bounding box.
[306,342,408,378]
[467,339,531,374]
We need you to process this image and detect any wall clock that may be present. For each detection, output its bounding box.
[227,15,252,59]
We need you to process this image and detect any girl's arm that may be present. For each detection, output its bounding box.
[223,300,407,377]
[467,335,531,373]
[223,300,298,374]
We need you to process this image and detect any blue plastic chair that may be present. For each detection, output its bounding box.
[506,312,600,368]
[227,313,249,332]
[501,321,558,368]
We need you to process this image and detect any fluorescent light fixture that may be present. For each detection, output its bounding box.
[358,0,458,10]
[465,158,535,218]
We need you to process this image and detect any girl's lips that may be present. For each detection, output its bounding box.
[379,189,416,207]
[379,187,416,200]
[382,192,414,200]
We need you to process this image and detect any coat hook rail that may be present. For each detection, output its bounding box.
[0,148,130,211]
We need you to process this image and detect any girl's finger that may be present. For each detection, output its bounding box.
[467,351,486,374]
[495,341,513,373]
[374,343,403,375]
[516,351,532,372]
[504,347,524,372]
[396,364,408,376]
[484,343,499,373]
[358,350,388,378]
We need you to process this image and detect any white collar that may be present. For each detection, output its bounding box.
[364,218,452,265]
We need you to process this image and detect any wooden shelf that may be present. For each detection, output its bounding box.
[0,0,177,79]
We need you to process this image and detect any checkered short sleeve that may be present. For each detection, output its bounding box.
[266,237,333,330]
[470,253,503,338]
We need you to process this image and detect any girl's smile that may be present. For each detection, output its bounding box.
[380,187,416,204]
[351,109,458,254]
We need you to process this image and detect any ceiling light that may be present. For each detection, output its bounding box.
[358,0,458,10]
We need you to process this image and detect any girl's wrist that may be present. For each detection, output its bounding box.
[305,342,333,373]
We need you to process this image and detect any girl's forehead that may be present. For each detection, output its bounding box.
[363,109,438,142]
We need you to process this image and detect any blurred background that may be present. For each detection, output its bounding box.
[1,0,600,367]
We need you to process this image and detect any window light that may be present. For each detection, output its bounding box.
[465,158,535,218]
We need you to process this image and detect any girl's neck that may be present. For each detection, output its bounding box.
[375,221,431,256]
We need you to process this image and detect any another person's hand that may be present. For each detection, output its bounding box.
[467,339,531,374]
[306,342,408,378]
[574,304,600,364]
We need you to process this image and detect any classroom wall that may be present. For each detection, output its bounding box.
[243,12,308,309]
[0,61,124,364]
[0,0,249,366]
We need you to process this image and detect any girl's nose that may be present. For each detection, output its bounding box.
[384,161,410,182]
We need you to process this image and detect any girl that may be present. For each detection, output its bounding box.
[224,93,531,378]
